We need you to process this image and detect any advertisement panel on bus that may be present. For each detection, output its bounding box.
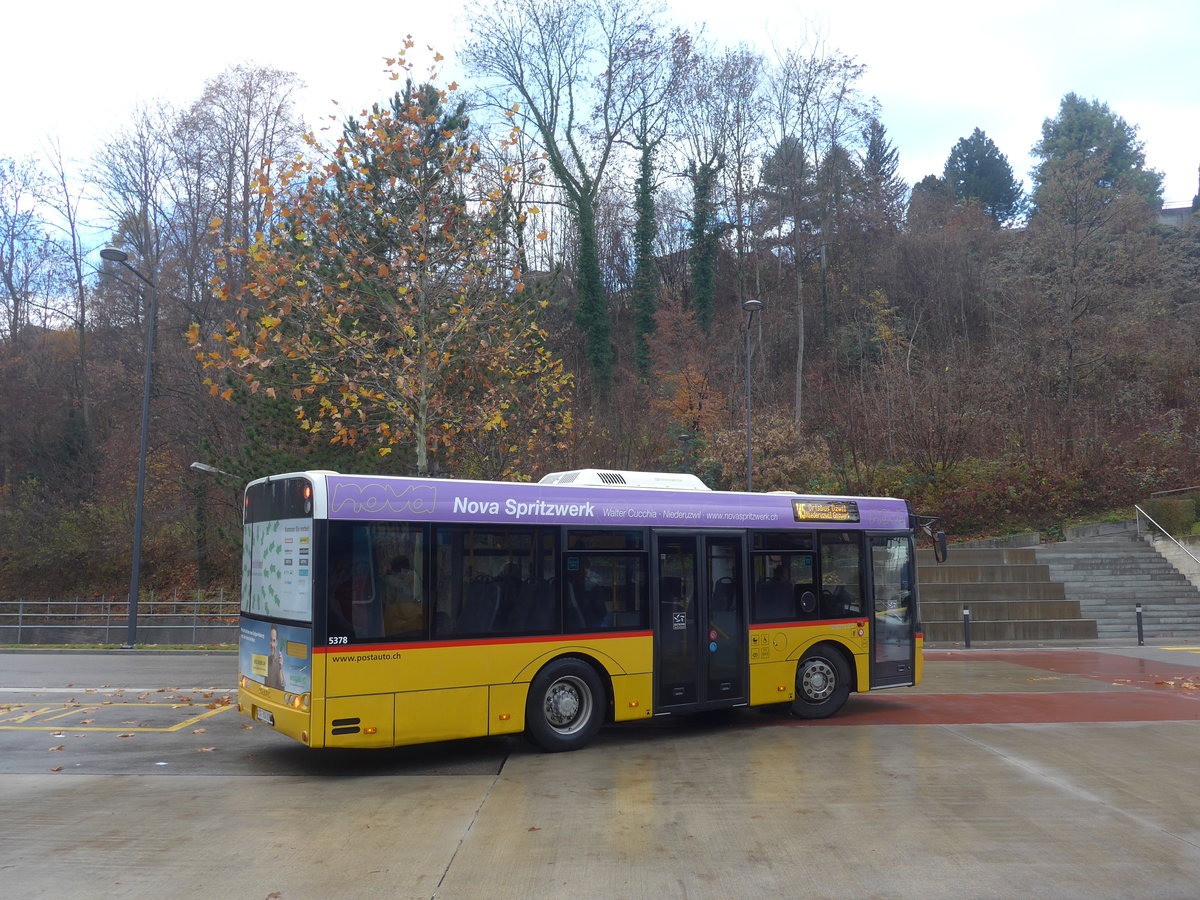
[239,620,312,694]
[322,475,911,530]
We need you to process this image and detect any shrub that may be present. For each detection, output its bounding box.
[1140,497,1196,537]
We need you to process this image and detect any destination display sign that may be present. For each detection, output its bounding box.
[791,499,860,523]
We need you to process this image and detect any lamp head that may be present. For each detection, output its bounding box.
[100,247,129,263]
[742,299,764,312]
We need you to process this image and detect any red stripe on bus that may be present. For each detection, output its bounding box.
[749,619,863,630]
[315,630,655,654]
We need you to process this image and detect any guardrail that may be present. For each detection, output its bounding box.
[0,590,240,645]
[1135,504,1200,569]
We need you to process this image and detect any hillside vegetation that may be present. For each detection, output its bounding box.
[2,12,1198,599]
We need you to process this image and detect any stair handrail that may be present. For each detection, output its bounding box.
[1150,485,1200,497]
[1135,503,1200,568]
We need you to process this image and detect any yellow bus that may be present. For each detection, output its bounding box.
[237,469,942,752]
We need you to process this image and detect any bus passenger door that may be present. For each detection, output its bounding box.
[869,534,917,687]
[654,533,748,710]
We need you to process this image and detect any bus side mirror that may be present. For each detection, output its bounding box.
[934,531,948,564]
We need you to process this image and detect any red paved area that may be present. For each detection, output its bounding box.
[799,650,1200,726]
[926,649,1200,687]
[813,689,1200,726]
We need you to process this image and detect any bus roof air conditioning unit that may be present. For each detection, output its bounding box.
[539,469,711,491]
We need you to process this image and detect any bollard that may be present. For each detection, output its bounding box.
[1136,603,1144,646]
[963,606,972,648]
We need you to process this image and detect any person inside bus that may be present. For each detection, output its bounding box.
[756,563,794,620]
[383,554,423,635]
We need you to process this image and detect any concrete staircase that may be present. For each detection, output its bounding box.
[917,547,1097,641]
[1034,533,1200,640]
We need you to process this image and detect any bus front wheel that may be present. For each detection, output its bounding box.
[791,647,851,719]
[525,658,605,752]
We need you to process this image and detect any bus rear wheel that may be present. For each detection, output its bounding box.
[791,647,851,719]
[525,658,605,752]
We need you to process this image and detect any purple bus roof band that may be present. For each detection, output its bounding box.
[324,475,911,531]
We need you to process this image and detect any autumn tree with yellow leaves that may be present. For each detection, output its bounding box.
[192,51,573,479]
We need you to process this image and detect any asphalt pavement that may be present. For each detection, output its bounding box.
[3,645,1200,899]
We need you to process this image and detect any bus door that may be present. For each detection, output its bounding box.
[653,532,748,710]
[868,534,917,687]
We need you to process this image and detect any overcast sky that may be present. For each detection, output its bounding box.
[5,0,1197,206]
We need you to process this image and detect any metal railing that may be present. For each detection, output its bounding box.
[1149,485,1200,497]
[1135,504,1200,569]
[0,589,240,645]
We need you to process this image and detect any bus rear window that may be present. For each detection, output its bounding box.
[245,477,313,524]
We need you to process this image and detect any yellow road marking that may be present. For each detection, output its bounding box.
[0,702,233,732]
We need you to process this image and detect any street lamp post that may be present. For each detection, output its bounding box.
[101,247,157,648]
[189,461,238,479]
[742,298,764,492]
[190,462,240,592]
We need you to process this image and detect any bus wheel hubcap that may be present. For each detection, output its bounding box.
[545,678,585,730]
[801,661,835,701]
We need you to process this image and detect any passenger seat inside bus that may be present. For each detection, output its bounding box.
[454,576,500,634]
[755,580,793,620]
[508,577,557,633]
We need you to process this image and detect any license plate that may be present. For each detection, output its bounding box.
[255,707,275,726]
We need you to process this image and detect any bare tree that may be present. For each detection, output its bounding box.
[188,65,303,263]
[0,156,57,343]
[464,0,665,387]
[760,39,871,426]
[41,140,97,432]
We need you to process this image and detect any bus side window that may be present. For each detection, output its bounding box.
[327,525,384,640]
[752,553,815,622]
[434,526,558,637]
[755,562,793,620]
[819,532,863,617]
[378,524,425,638]
[566,554,647,631]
